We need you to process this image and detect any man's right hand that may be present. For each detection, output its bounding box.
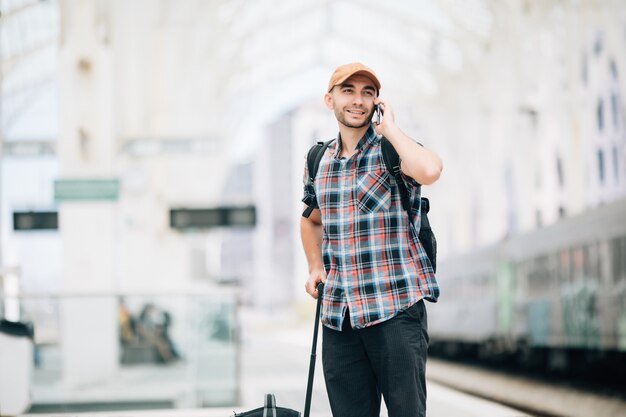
[305,269,327,299]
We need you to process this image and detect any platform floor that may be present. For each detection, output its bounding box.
[22,306,530,417]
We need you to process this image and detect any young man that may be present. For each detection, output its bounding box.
[300,63,442,417]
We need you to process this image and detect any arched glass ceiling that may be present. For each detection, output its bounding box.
[204,0,494,158]
[212,0,493,98]
[0,0,494,155]
[1,0,59,142]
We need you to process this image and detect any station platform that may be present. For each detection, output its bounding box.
[20,380,526,417]
[21,306,529,417]
[19,305,626,417]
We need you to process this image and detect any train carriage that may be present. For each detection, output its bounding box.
[430,198,626,376]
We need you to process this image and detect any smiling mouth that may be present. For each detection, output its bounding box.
[346,109,366,116]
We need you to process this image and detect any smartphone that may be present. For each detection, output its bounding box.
[374,104,383,125]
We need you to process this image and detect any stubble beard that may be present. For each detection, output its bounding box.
[335,106,374,129]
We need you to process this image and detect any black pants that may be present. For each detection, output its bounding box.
[322,301,428,417]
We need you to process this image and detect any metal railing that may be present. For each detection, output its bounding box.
[0,290,240,413]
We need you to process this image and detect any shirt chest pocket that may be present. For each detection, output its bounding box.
[355,170,392,214]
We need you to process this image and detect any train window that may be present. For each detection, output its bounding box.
[548,253,559,289]
[598,240,610,285]
[595,242,604,281]
[583,242,601,284]
[612,146,619,182]
[612,237,626,284]
[609,239,617,283]
[622,237,626,284]
[559,249,570,284]
[583,246,589,278]
[514,262,527,294]
[527,255,552,295]
[572,247,584,283]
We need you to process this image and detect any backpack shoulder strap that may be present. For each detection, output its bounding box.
[381,137,412,212]
[307,139,334,182]
[381,138,436,269]
[302,139,334,218]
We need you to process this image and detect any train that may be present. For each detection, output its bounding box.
[428,198,626,380]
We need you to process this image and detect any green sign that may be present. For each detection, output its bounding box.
[54,179,120,201]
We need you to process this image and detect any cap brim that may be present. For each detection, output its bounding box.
[331,70,381,92]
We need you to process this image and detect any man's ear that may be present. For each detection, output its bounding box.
[324,92,334,110]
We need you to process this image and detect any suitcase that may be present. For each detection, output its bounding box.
[234,283,324,417]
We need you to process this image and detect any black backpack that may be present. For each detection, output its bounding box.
[302,138,437,272]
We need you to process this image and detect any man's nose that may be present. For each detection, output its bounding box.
[352,94,365,105]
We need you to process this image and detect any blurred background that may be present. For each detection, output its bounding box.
[0,0,625,416]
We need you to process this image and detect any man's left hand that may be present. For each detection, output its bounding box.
[373,99,397,137]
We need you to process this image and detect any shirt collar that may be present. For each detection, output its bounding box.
[334,124,378,158]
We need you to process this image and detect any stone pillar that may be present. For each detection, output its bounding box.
[57,0,118,386]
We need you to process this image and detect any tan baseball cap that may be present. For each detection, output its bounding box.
[327,62,381,94]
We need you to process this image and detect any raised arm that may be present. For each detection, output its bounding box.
[374,99,443,185]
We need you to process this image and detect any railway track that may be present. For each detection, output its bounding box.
[426,358,626,417]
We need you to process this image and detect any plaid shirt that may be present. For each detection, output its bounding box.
[302,124,439,331]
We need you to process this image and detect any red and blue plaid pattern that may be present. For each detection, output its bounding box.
[302,124,439,330]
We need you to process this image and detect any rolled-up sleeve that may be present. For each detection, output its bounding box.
[399,140,423,188]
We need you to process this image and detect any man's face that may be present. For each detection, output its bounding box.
[325,75,377,129]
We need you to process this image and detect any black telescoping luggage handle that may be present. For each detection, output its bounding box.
[303,283,324,417]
